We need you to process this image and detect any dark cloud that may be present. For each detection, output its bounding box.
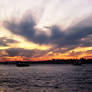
[0,37,18,46]
[67,50,92,58]
[68,51,82,57]
[4,48,48,58]
[86,50,92,54]
[4,13,50,44]
[3,13,92,52]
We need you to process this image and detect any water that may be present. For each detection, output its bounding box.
[0,64,92,92]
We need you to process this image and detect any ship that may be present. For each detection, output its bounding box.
[73,60,82,65]
[16,61,30,67]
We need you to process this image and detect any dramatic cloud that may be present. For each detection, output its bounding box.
[0,37,18,46]
[4,14,50,44]
[3,12,92,54]
[68,51,82,57]
[4,48,48,58]
[0,0,92,60]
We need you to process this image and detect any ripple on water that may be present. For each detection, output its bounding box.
[0,64,91,92]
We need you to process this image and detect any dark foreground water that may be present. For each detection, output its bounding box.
[0,64,92,92]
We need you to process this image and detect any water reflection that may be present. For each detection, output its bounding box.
[0,65,92,92]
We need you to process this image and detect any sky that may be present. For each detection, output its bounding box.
[0,0,92,61]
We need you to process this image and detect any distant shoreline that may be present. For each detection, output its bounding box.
[0,59,92,65]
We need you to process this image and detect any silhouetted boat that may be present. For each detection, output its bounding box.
[16,62,30,67]
[73,60,82,65]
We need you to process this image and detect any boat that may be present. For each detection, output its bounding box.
[73,60,82,65]
[16,61,30,67]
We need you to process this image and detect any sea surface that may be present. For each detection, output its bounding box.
[0,64,92,92]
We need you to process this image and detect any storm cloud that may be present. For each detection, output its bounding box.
[0,37,19,46]
[4,48,48,58]
[3,13,92,52]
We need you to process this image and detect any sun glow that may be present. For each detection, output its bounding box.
[0,0,92,61]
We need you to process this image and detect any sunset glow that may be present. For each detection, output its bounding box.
[0,0,92,61]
